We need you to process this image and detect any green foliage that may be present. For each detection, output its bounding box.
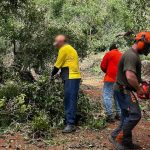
[32,111,49,132]
[0,75,102,137]
[51,0,65,17]
[0,0,150,73]
[0,81,21,99]
[0,98,5,108]
[88,117,106,129]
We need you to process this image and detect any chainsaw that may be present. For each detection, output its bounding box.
[137,81,150,99]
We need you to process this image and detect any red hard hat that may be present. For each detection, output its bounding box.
[135,32,150,50]
[135,32,150,43]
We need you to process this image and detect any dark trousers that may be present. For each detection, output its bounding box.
[64,79,80,125]
[111,90,141,145]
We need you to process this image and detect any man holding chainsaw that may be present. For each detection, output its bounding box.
[109,32,150,150]
[51,35,81,133]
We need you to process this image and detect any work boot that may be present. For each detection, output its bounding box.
[123,143,141,150]
[106,115,115,123]
[109,135,141,150]
[108,135,125,150]
[62,125,76,134]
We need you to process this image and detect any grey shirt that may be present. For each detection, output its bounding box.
[114,49,142,91]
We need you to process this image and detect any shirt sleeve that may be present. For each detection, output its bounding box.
[123,54,138,74]
[54,48,66,69]
[51,66,59,77]
[100,53,109,73]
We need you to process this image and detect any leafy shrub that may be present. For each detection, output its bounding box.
[0,81,21,99]
[88,117,106,129]
[0,75,104,138]
[0,98,5,108]
[0,93,31,127]
[32,111,49,132]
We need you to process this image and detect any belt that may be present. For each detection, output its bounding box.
[116,82,136,92]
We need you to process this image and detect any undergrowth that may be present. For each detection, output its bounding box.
[0,73,105,140]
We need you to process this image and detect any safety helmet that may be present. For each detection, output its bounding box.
[135,32,150,55]
[135,32,150,42]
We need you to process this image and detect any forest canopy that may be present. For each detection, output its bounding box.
[0,0,150,71]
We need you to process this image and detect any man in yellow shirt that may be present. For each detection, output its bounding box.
[51,35,81,133]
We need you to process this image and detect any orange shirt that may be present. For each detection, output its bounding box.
[100,49,122,82]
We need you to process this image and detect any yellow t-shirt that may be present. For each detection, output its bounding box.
[54,44,81,79]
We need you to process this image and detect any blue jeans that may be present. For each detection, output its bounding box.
[102,82,120,116]
[64,79,80,125]
[111,90,141,145]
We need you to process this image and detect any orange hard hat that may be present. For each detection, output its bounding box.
[135,32,150,43]
[135,32,150,50]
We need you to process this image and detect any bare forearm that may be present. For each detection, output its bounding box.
[126,71,140,91]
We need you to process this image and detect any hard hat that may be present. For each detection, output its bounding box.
[135,32,150,55]
[135,32,150,43]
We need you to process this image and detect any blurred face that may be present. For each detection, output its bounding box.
[135,42,150,56]
[138,43,150,56]
[53,35,66,49]
[143,44,150,56]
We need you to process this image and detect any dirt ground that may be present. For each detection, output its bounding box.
[0,73,150,150]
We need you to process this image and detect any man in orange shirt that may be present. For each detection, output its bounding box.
[101,44,122,122]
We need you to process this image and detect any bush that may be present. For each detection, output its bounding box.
[31,111,49,132]
[0,81,21,99]
[0,74,104,138]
